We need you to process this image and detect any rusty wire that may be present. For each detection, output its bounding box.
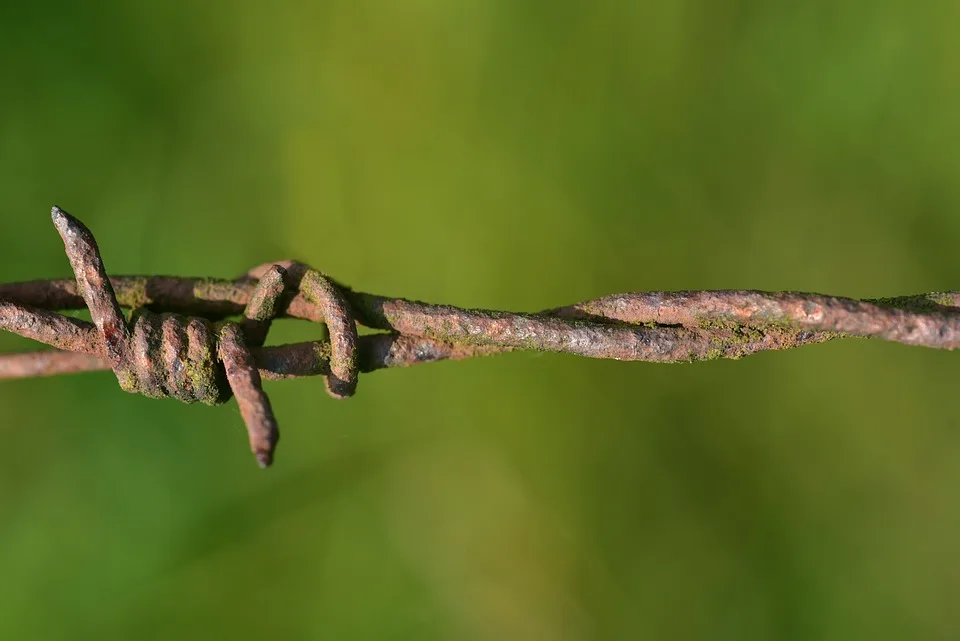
[1,207,959,467]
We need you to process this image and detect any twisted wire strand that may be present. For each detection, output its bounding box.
[0,301,506,379]
[1,206,959,467]
[3,282,959,386]
[2,276,959,360]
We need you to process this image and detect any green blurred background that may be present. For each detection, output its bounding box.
[1,2,959,639]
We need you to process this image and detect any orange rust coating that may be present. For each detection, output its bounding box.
[548,290,960,349]
[0,350,107,379]
[0,300,101,354]
[3,277,959,351]
[218,324,279,468]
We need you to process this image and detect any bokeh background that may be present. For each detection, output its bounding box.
[1,2,959,639]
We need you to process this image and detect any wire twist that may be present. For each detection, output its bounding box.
[1,206,959,469]
[44,208,361,468]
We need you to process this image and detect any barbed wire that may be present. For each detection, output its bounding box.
[2,207,958,467]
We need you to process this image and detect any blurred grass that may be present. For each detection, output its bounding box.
[1,1,960,639]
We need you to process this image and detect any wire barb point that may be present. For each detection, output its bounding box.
[256,451,273,469]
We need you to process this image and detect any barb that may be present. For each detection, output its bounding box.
[1,206,959,467]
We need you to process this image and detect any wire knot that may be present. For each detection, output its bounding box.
[44,206,361,468]
[117,310,231,406]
